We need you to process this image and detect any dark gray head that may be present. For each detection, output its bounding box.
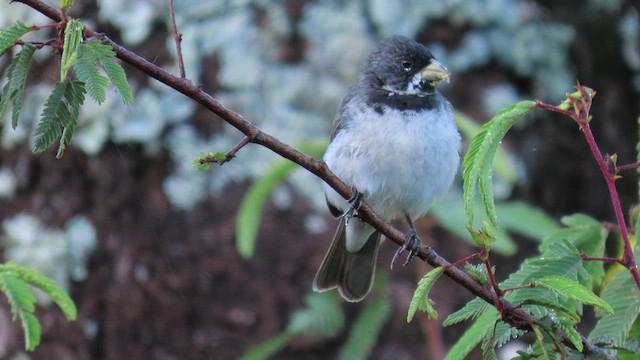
[360,36,449,96]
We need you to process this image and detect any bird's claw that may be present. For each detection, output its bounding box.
[390,212,423,269]
[390,232,423,269]
[342,189,363,225]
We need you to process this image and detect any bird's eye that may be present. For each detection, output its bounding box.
[402,60,413,71]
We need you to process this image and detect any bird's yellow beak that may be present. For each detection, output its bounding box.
[420,59,450,86]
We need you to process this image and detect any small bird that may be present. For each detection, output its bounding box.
[313,36,461,302]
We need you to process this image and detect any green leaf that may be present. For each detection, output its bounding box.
[443,297,490,326]
[74,51,109,104]
[407,267,444,322]
[431,197,517,255]
[236,160,297,258]
[287,292,344,337]
[0,22,32,54]
[5,262,77,320]
[60,0,74,9]
[537,275,613,314]
[339,296,392,360]
[0,43,36,128]
[236,141,326,258]
[556,316,583,352]
[541,214,608,288]
[33,80,86,155]
[589,270,640,348]
[74,40,133,104]
[495,202,560,241]
[462,101,535,227]
[100,56,133,103]
[0,272,36,317]
[60,20,83,82]
[444,307,500,360]
[19,311,41,351]
[237,330,298,360]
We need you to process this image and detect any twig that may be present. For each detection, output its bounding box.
[580,253,627,266]
[200,136,252,165]
[169,0,186,78]
[616,161,640,172]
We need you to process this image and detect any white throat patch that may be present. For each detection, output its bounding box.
[382,72,427,97]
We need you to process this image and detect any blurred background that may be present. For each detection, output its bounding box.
[1,0,639,359]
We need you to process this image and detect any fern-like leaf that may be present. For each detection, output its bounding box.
[5,262,77,320]
[0,272,36,317]
[73,40,133,104]
[19,311,41,351]
[537,275,613,314]
[443,297,490,326]
[407,267,444,322]
[75,45,109,104]
[0,43,36,127]
[60,19,83,82]
[556,316,583,352]
[100,56,133,103]
[589,270,640,348]
[0,22,32,54]
[462,101,535,227]
[444,307,500,360]
[339,296,392,360]
[33,80,86,155]
[0,271,41,351]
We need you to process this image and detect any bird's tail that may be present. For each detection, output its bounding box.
[313,218,380,302]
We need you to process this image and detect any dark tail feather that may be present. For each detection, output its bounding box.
[313,218,380,302]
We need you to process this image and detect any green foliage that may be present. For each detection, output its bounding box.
[60,0,75,9]
[407,267,444,322]
[192,152,213,171]
[33,80,86,158]
[240,292,343,360]
[541,214,608,289]
[338,296,392,360]
[0,43,36,128]
[0,22,32,54]
[235,141,326,258]
[0,262,77,351]
[537,275,613,314]
[462,101,535,228]
[74,40,133,104]
[443,297,490,326]
[589,270,640,351]
[236,159,297,258]
[61,20,83,82]
[444,307,500,360]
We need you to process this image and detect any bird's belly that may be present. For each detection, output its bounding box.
[324,106,460,220]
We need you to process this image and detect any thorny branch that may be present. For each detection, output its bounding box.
[11,0,616,357]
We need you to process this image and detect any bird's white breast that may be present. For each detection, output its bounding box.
[324,97,460,220]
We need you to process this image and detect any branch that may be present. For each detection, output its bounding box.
[168,0,186,78]
[11,1,614,357]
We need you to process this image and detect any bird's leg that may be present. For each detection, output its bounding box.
[342,188,363,225]
[391,212,423,269]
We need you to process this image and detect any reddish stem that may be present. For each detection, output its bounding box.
[580,253,626,266]
[485,259,503,298]
[616,161,640,172]
[445,252,480,269]
[579,121,640,289]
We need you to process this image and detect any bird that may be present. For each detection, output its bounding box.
[312,35,461,302]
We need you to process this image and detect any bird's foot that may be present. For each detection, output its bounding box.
[390,212,423,269]
[342,189,363,225]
